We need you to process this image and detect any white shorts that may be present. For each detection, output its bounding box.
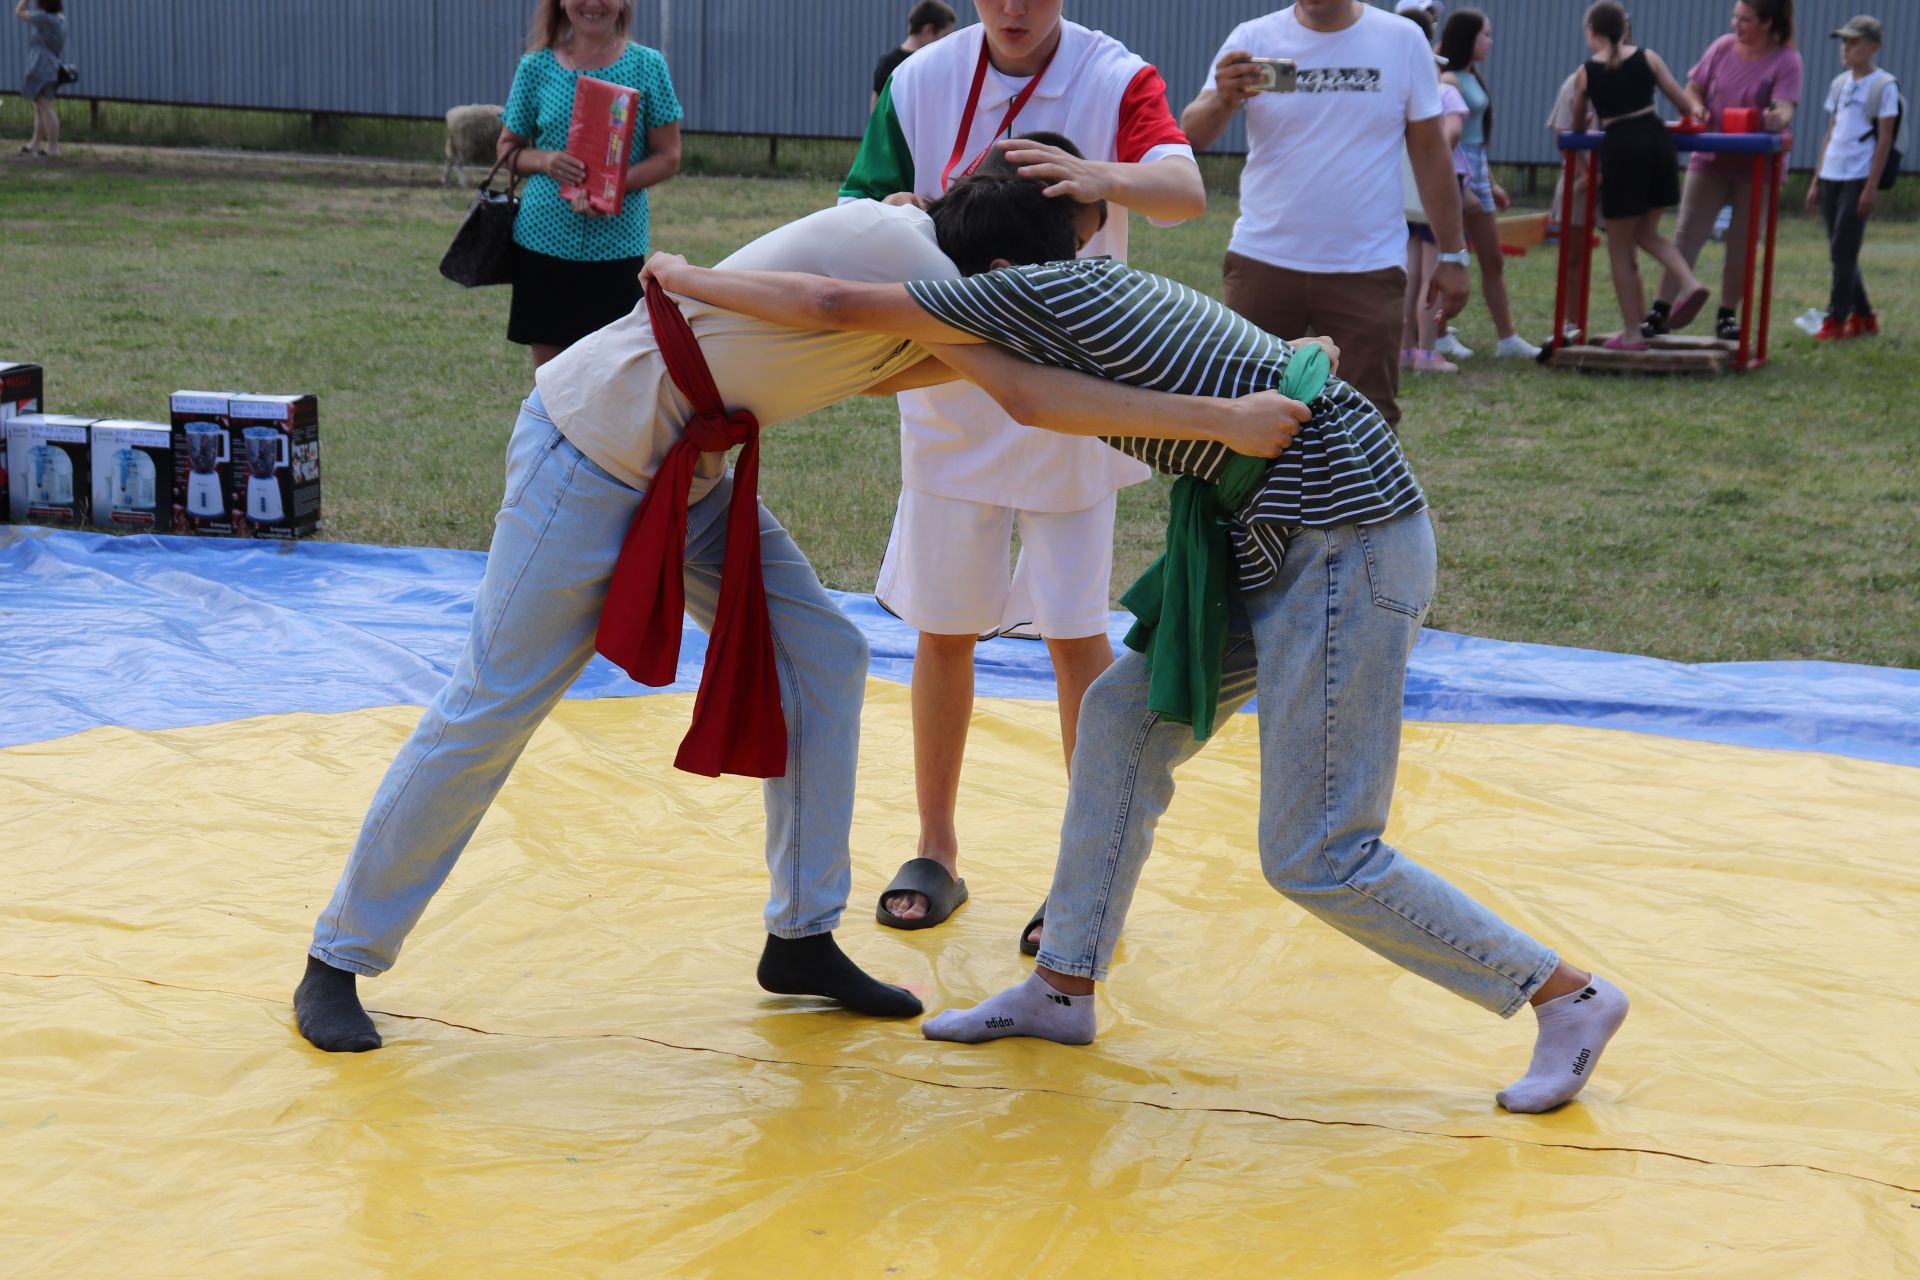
[875,487,1117,640]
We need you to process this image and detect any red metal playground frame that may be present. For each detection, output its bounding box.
[1550,129,1788,370]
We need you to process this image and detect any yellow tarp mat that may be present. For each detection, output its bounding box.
[3,683,1917,1276]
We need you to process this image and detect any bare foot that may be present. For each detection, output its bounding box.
[882,890,930,921]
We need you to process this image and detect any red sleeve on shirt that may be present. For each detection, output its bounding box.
[1115,65,1190,163]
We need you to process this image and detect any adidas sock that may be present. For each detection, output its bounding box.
[756,932,922,1018]
[294,954,383,1053]
[1496,974,1629,1113]
[922,969,1096,1045]
[1649,299,1671,318]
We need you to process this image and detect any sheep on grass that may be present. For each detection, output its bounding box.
[444,104,506,186]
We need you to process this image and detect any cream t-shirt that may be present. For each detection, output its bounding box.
[535,201,957,500]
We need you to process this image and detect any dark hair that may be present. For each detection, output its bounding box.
[927,177,1079,276]
[1438,9,1492,138]
[1402,9,1437,45]
[1740,0,1793,45]
[39,0,63,12]
[907,1,956,35]
[1586,1,1627,53]
[977,130,1109,235]
[525,0,633,53]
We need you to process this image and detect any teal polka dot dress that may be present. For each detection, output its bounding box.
[503,44,683,262]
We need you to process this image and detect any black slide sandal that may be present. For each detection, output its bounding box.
[875,857,969,930]
[1018,899,1046,956]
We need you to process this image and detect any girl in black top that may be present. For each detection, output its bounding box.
[1570,2,1712,348]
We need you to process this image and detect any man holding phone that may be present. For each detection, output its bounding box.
[1182,0,1468,427]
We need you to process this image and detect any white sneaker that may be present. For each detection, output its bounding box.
[1495,334,1542,359]
[1434,332,1475,359]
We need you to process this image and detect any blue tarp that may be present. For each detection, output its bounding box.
[4,527,1917,766]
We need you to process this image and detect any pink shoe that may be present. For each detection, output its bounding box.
[1409,348,1459,373]
[1602,334,1649,351]
[1668,282,1712,332]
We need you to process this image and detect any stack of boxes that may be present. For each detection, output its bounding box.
[0,363,321,540]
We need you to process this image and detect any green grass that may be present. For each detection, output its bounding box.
[1,142,1916,668]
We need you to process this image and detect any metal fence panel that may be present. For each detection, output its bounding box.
[1,0,1912,171]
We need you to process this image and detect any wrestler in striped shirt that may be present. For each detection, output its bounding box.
[642,243,1627,1117]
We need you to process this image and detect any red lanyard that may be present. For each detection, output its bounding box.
[938,35,1061,192]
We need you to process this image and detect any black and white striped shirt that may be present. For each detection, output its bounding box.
[906,257,1426,591]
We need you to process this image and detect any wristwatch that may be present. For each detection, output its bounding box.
[1436,249,1471,266]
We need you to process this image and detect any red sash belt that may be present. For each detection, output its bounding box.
[594,281,788,779]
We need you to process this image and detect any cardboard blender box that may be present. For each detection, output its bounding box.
[6,413,96,527]
[226,393,321,539]
[170,390,240,534]
[0,360,46,521]
[90,420,176,534]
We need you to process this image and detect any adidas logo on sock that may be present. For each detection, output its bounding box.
[1576,987,1596,1002]
[986,1016,1015,1029]
[1047,993,1073,1007]
[1571,1048,1591,1076]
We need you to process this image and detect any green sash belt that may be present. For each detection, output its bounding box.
[1119,345,1330,741]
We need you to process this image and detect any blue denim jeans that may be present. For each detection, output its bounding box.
[1036,509,1558,1017]
[310,394,869,975]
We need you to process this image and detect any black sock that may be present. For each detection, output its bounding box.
[757,933,922,1018]
[1649,299,1671,318]
[1717,305,1736,320]
[294,954,383,1052]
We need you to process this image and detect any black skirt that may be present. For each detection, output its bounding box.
[507,244,646,350]
[1599,113,1682,220]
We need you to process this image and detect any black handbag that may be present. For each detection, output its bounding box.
[54,63,78,87]
[439,145,525,288]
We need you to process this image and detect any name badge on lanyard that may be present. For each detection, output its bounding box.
[938,36,1061,192]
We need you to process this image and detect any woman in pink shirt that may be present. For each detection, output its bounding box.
[1643,0,1802,343]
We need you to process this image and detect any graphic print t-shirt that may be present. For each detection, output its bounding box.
[1205,5,1442,273]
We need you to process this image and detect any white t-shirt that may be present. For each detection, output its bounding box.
[876,20,1195,511]
[535,202,956,499]
[1820,70,1900,182]
[1207,5,1442,273]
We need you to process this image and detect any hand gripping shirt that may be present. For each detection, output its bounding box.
[841,20,1194,512]
[904,258,1426,591]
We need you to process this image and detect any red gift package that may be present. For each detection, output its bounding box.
[1720,107,1762,133]
[559,76,641,216]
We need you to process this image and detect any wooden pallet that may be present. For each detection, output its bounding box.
[1548,332,1734,374]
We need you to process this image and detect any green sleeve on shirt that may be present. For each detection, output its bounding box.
[840,82,917,200]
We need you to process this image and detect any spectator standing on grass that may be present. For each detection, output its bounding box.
[1644,0,1801,344]
[1438,8,1541,361]
[1805,15,1898,342]
[1181,0,1470,427]
[1569,2,1711,351]
[871,1,958,111]
[496,0,682,371]
[14,0,65,158]
[839,0,1204,949]
[1398,6,1469,374]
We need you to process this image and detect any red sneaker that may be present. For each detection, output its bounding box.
[1846,312,1879,338]
[1814,316,1848,342]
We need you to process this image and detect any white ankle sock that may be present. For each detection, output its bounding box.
[1496,974,1629,1113]
[922,970,1096,1045]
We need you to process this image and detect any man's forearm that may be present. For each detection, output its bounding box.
[1179,90,1239,152]
[654,263,842,331]
[923,342,1300,458]
[1100,156,1206,222]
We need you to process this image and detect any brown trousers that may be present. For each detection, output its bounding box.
[1221,252,1407,427]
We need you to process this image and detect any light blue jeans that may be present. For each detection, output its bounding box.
[310,394,869,975]
[1036,510,1559,1017]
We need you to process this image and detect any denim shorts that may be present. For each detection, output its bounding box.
[1461,143,1494,213]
